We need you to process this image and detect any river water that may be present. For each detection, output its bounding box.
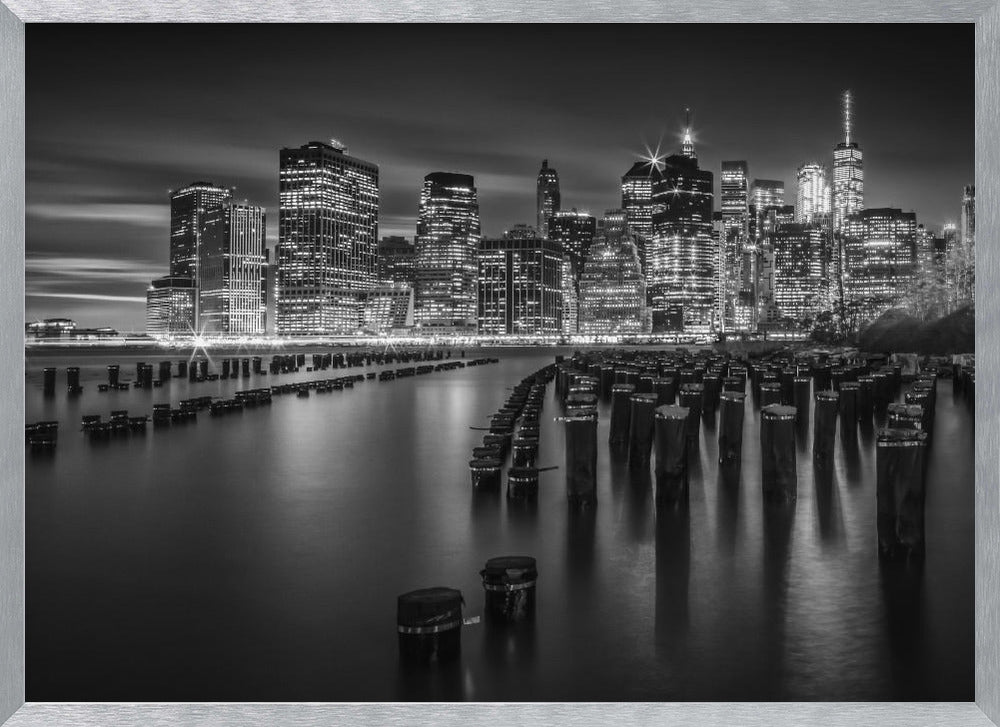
[24,347,973,701]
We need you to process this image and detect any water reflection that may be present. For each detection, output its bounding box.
[715,464,741,553]
[395,657,468,701]
[625,466,654,544]
[654,500,691,694]
[813,461,844,544]
[878,559,926,700]
[24,351,974,701]
[761,501,796,698]
[842,428,862,484]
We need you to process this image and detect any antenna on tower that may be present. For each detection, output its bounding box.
[681,107,697,159]
[842,90,852,145]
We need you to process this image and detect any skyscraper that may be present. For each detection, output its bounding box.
[842,208,917,323]
[796,163,831,224]
[377,236,416,286]
[169,181,232,327]
[621,160,658,271]
[751,179,785,212]
[414,172,481,333]
[169,181,232,281]
[915,224,938,274]
[276,140,379,336]
[832,91,865,232]
[199,202,267,335]
[578,225,650,336]
[561,256,578,335]
[477,230,563,335]
[548,209,597,269]
[648,144,716,333]
[681,108,696,160]
[145,275,196,336]
[720,161,751,331]
[536,160,560,239]
[770,222,830,326]
[600,208,628,238]
[962,184,975,246]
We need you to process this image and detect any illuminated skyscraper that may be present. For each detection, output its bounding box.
[751,179,785,212]
[915,224,937,274]
[377,236,416,286]
[199,202,267,335]
[548,209,596,269]
[796,163,831,224]
[169,181,232,281]
[536,160,561,239]
[600,208,628,238]
[842,208,917,323]
[578,225,650,336]
[681,108,697,160]
[769,222,830,326]
[561,256,578,335]
[962,184,975,246]
[477,231,563,335]
[145,276,196,336]
[720,161,752,331]
[648,147,716,333]
[621,160,658,271]
[169,181,232,327]
[276,140,379,335]
[832,91,864,233]
[753,205,797,321]
[415,172,481,333]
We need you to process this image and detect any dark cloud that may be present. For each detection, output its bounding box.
[26,24,974,330]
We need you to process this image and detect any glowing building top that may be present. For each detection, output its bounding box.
[833,90,864,232]
[796,162,831,225]
[681,108,697,160]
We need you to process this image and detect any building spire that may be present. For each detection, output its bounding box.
[681,107,696,159]
[842,90,852,145]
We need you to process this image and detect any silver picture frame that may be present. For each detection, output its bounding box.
[1,4,997,725]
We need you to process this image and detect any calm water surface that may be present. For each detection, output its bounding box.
[25,347,974,701]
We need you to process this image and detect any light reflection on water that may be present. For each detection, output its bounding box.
[25,348,973,701]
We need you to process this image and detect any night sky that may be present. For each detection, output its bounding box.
[26,24,974,330]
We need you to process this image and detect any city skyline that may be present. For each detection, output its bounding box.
[26,24,973,329]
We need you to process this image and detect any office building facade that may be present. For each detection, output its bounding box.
[648,152,716,333]
[377,236,416,286]
[414,172,481,333]
[796,163,831,225]
[477,233,563,335]
[276,140,379,335]
[842,208,917,322]
[198,202,267,335]
[146,275,197,336]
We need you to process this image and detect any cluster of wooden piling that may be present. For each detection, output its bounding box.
[874,372,948,562]
[554,349,747,507]
[406,364,552,667]
[549,348,952,561]
[80,410,150,440]
[42,348,473,396]
[469,364,557,500]
[35,354,497,450]
[397,552,539,666]
[25,421,59,452]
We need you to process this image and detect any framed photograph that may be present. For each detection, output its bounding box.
[1,5,998,727]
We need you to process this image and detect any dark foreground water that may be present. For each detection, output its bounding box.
[25,347,973,701]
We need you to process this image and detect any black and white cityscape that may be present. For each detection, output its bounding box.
[25,24,975,704]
